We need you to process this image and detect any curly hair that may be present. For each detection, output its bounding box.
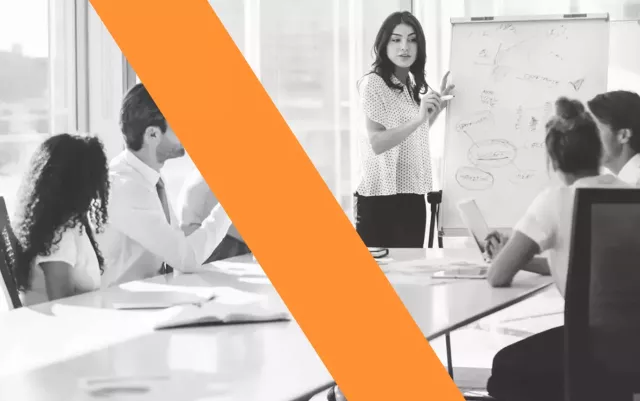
[11,133,110,292]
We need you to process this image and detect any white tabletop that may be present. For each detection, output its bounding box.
[0,249,553,401]
[383,249,553,340]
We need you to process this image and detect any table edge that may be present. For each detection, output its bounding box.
[425,281,554,341]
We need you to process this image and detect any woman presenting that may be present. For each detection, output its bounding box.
[354,10,454,249]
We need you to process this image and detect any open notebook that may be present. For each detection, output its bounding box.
[154,300,291,330]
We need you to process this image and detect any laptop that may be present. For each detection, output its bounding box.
[457,199,492,257]
[432,199,492,279]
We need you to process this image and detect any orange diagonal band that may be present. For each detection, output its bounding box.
[89,1,463,399]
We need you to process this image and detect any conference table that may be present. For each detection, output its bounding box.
[0,249,553,401]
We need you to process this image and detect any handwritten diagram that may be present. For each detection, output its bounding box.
[450,22,585,192]
[443,16,610,232]
[469,23,586,93]
[454,106,542,191]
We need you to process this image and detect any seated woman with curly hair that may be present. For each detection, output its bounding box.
[11,133,110,306]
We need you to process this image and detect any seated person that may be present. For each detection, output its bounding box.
[177,169,250,263]
[12,134,110,305]
[587,90,640,186]
[483,97,630,401]
[98,83,231,286]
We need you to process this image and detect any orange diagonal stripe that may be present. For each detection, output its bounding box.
[89,1,463,399]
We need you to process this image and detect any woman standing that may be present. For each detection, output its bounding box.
[325,11,455,400]
[355,10,454,248]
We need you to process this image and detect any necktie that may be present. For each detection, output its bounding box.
[156,178,173,274]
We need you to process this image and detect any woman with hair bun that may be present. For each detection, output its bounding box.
[482,97,630,401]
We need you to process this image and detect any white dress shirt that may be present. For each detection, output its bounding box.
[98,150,231,286]
[176,169,243,240]
[617,153,640,187]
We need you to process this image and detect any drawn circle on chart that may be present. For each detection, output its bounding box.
[467,139,517,169]
[509,169,541,185]
[455,166,494,191]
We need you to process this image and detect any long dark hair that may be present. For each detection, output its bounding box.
[12,133,110,291]
[360,11,430,105]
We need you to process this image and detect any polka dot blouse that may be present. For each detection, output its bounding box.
[356,72,433,197]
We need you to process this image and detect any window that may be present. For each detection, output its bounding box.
[259,0,350,212]
[124,1,248,209]
[125,0,411,218]
[0,0,75,215]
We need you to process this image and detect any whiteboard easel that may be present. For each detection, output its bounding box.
[438,13,610,237]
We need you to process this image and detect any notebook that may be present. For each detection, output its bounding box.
[154,300,291,330]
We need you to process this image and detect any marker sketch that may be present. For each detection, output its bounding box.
[524,140,545,150]
[480,90,499,107]
[497,23,516,34]
[468,139,517,169]
[495,38,534,65]
[491,65,511,82]
[517,73,560,88]
[456,111,495,138]
[515,106,524,131]
[515,105,549,134]
[569,78,585,91]
[529,116,539,132]
[548,25,567,39]
[549,51,563,61]
[456,166,494,191]
[452,23,583,195]
[509,169,539,185]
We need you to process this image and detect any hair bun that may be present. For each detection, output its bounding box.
[555,97,586,120]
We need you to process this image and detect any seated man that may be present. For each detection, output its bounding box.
[99,83,231,286]
[587,90,640,186]
[177,169,250,263]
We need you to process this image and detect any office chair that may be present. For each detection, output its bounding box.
[565,187,640,401]
[0,196,21,310]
